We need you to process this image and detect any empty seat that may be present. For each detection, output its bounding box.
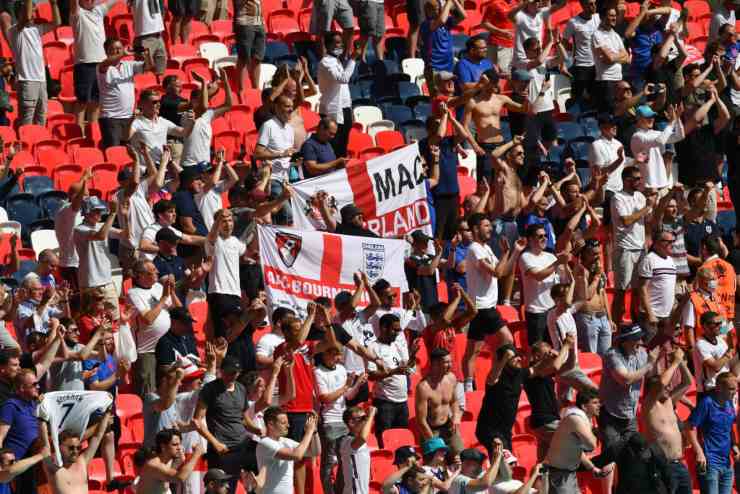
[74,147,105,167]
[37,190,69,218]
[375,130,405,153]
[5,193,41,233]
[199,42,230,68]
[18,125,52,147]
[353,106,384,132]
[383,104,415,127]
[22,175,54,196]
[31,229,59,257]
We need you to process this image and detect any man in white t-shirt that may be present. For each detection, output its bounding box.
[339,406,377,494]
[181,68,233,168]
[637,230,677,342]
[630,104,685,191]
[1,0,60,125]
[130,89,189,166]
[449,444,505,494]
[315,346,367,494]
[70,0,117,129]
[130,0,167,74]
[55,169,92,291]
[462,212,524,392]
[116,143,166,274]
[139,199,205,261]
[97,38,153,148]
[73,196,122,319]
[610,165,656,324]
[205,209,247,331]
[546,284,597,402]
[692,310,738,396]
[256,407,318,494]
[519,223,570,346]
[254,95,296,223]
[196,157,240,230]
[588,114,625,194]
[507,0,566,67]
[591,6,630,113]
[128,259,180,395]
[563,0,599,107]
[368,313,414,449]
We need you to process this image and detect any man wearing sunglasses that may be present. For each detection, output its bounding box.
[611,165,657,324]
[0,370,41,493]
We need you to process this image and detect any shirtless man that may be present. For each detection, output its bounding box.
[415,348,463,455]
[40,410,112,494]
[643,347,693,494]
[489,135,529,305]
[463,68,526,182]
[544,388,602,494]
[574,240,617,356]
[137,428,205,494]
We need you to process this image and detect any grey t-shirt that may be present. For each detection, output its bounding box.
[49,342,85,391]
[599,347,648,420]
[198,379,249,448]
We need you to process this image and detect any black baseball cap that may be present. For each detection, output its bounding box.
[170,307,195,323]
[221,356,242,373]
[460,448,486,463]
[155,227,180,244]
[204,469,233,483]
[393,446,419,465]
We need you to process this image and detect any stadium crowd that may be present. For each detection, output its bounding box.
[0,0,737,491]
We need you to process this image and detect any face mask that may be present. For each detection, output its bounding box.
[708,280,718,291]
[331,48,343,57]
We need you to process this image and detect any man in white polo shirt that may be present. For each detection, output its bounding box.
[128,259,181,395]
[130,89,190,166]
[255,95,296,224]
[97,37,154,148]
[70,0,118,129]
[1,0,61,125]
[130,0,167,74]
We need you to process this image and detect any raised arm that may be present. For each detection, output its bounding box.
[82,410,112,464]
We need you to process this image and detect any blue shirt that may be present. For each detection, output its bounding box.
[689,395,736,468]
[420,17,458,72]
[454,56,494,92]
[84,355,118,396]
[0,398,39,458]
[153,253,187,282]
[301,135,337,178]
[172,190,207,236]
[443,241,470,294]
[629,26,662,76]
[421,136,460,196]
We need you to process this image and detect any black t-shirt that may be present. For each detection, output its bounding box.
[160,94,187,127]
[523,373,559,429]
[172,190,208,236]
[405,253,439,311]
[685,219,720,259]
[155,331,198,368]
[0,379,12,406]
[226,325,257,374]
[198,379,249,447]
[726,130,739,182]
[307,323,352,345]
[335,223,378,237]
[476,366,528,448]
[676,125,724,186]
[254,105,273,132]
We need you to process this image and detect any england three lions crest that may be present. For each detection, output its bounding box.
[276,232,303,268]
[362,242,385,283]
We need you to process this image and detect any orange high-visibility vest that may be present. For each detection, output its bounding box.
[701,258,737,323]
[687,291,726,342]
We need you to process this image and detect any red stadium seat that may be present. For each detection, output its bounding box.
[459,421,481,447]
[268,10,300,38]
[43,41,72,79]
[18,124,52,147]
[10,151,37,170]
[105,146,133,168]
[381,428,417,452]
[57,65,78,105]
[358,147,385,160]
[375,130,405,153]
[35,147,70,173]
[210,19,233,41]
[189,20,210,39]
[51,122,84,142]
[684,0,710,20]
[511,434,538,471]
[183,58,212,82]
[169,43,199,64]
[213,130,242,161]
[91,163,120,197]
[53,164,83,191]
[347,130,374,158]
[75,147,105,167]
[0,126,17,147]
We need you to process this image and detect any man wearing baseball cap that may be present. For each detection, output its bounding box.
[154,306,199,371]
[449,441,505,492]
[630,103,685,191]
[381,446,429,493]
[320,203,378,238]
[204,469,231,493]
[599,324,661,455]
[73,195,121,319]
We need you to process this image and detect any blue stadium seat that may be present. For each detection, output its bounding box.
[398,81,421,103]
[383,104,415,127]
[452,34,469,58]
[717,210,736,235]
[385,37,408,62]
[557,122,585,143]
[566,136,594,163]
[581,117,600,140]
[546,144,565,163]
[400,120,428,143]
[412,101,432,121]
[23,176,54,196]
[263,41,290,64]
[37,190,69,219]
[5,193,41,238]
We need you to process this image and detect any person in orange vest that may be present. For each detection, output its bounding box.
[700,235,736,336]
[681,266,730,352]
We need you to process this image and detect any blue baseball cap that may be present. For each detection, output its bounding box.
[422,437,448,456]
[81,196,109,215]
[511,69,532,82]
[636,105,657,119]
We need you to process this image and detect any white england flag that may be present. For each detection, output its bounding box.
[290,143,433,238]
[258,225,408,314]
